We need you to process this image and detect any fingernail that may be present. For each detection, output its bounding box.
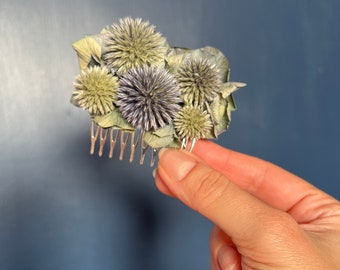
[159,149,196,181]
[217,245,237,270]
[152,169,156,178]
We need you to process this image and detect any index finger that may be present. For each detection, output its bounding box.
[192,140,323,212]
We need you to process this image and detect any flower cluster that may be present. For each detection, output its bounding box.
[71,17,245,165]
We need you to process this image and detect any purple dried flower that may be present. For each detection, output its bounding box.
[117,66,181,131]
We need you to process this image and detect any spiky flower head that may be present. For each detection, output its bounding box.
[174,105,213,139]
[176,58,221,107]
[102,17,167,75]
[72,66,118,115]
[117,66,181,131]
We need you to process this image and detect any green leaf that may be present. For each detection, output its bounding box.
[87,55,101,68]
[209,80,247,136]
[210,93,236,136]
[190,46,230,83]
[220,82,247,99]
[72,36,102,70]
[165,47,192,74]
[92,110,135,131]
[225,96,236,123]
[143,133,175,149]
[166,139,181,148]
[153,125,176,137]
[166,46,230,83]
[143,125,176,148]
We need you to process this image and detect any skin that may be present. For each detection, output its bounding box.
[154,140,340,270]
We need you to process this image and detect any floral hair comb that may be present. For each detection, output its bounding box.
[71,17,246,166]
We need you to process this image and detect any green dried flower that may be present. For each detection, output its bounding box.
[176,58,221,107]
[174,105,213,140]
[72,66,118,115]
[102,17,167,75]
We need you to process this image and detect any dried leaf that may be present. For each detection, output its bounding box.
[190,46,230,83]
[72,36,102,70]
[166,46,192,74]
[210,94,232,136]
[153,125,175,137]
[143,125,176,148]
[92,110,135,131]
[220,82,247,99]
[226,96,236,123]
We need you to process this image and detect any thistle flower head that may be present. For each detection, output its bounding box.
[117,66,181,131]
[174,105,213,139]
[72,66,118,115]
[102,17,167,75]
[176,58,221,107]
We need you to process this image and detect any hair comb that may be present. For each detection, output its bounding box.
[70,17,246,166]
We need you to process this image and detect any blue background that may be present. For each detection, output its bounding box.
[0,0,339,269]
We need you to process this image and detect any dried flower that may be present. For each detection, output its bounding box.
[174,105,213,140]
[71,17,245,163]
[72,66,118,115]
[117,66,181,131]
[102,17,167,75]
[176,58,221,107]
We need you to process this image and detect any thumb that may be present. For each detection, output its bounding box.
[156,148,294,244]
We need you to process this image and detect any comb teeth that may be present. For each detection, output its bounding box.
[90,121,159,167]
[180,137,197,152]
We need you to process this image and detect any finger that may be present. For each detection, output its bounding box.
[192,140,327,213]
[210,226,240,270]
[154,169,175,197]
[210,226,235,256]
[156,148,296,244]
[217,245,241,270]
[210,257,219,270]
[157,148,336,268]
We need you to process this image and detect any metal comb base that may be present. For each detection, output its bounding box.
[90,121,159,167]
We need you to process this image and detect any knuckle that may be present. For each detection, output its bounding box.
[257,211,302,244]
[190,166,230,212]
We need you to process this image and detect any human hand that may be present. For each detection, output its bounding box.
[154,140,340,269]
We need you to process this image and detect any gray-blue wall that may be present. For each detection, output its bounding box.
[1,1,339,269]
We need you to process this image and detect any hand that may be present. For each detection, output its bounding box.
[154,140,340,269]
